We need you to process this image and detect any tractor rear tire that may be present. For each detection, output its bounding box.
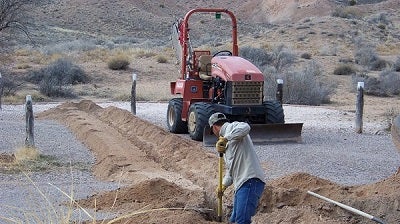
[263,100,285,124]
[188,102,215,141]
[167,98,188,134]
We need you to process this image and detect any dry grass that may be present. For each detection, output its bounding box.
[376,42,400,55]
[14,147,39,162]
[107,54,130,70]
[81,48,109,62]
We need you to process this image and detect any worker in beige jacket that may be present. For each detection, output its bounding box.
[209,112,266,224]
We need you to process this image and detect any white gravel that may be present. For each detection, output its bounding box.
[1,101,399,221]
[0,103,119,221]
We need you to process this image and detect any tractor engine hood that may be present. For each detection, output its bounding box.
[211,56,264,82]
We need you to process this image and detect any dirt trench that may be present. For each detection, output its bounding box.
[37,100,400,223]
[38,100,222,223]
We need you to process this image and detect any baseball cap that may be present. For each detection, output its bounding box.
[208,112,228,127]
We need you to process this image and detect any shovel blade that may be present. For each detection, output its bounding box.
[203,123,303,147]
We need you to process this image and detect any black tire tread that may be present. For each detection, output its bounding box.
[188,102,215,141]
[167,98,188,133]
[263,100,285,124]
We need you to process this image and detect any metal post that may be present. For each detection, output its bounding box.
[25,95,35,148]
[276,79,283,104]
[355,82,364,134]
[131,73,137,115]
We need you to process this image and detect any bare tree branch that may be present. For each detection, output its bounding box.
[0,0,32,42]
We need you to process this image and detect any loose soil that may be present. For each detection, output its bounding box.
[2,1,399,222]
[36,100,400,223]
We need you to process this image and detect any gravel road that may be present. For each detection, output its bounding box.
[1,101,399,221]
[0,103,119,221]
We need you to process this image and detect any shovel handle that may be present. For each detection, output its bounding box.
[217,153,223,222]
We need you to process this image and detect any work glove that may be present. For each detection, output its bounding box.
[216,185,227,197]
[216,137,228,153]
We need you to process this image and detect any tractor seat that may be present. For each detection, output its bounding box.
[198,55,212,81]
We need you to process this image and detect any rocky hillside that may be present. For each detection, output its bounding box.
[10,0,397,47]
[1,0,399,119]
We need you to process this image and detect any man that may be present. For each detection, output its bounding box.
[209,112,266,224]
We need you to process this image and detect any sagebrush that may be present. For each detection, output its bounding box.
[240,46,334,105]
[352,70,400,96]
[27,58,88,97]
[108,55,130,70]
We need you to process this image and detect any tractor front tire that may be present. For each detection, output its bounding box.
[187,102,215,141]
[263,100,285,124]
[167,98,187,133]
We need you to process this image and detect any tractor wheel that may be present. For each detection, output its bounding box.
[263,100,285,124]
[187,102,215,141]
[167,98,188,133]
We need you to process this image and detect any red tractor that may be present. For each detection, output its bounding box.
[167,8,302,145]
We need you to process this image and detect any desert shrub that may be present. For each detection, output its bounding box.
[352,70,400,96]
[353,46,388,70]
[239,46,270,69]
[319,45,338,56]
[333,64,357,75]
[370,58,390,71]
[269,45,296,72]
[368,12,391,25]
[28,58,88,85]
[136,50,157,58]
[332,7,363,19]
[108,55,130,70]
[27,58,87,97]
[42,40,97,55]
[339,57,354,63]
[300,52,312,59]
[240,45,296,72]
[264,60,335,105]
[379,70,400,95]
[377,23,386,30]
[156,55,168,63]
[349,0,357,6]
[394,56,400,72]
[39,77,76,98]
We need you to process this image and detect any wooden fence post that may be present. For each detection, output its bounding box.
[391,115,400,152]
[25,95,35,148]
[131,73,137,115]
[0,72,3,110]
[355,82,364,134]
[276,79,283,104]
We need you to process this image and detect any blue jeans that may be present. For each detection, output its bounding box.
[230,178,265,224]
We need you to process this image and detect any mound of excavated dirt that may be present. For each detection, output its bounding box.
[37,100,220,223]
[255,172,400,223]
[37,100,400,223]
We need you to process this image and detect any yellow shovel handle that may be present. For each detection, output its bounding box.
[217,153,223,222]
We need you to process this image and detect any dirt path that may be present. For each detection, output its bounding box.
[37,100,400,223]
